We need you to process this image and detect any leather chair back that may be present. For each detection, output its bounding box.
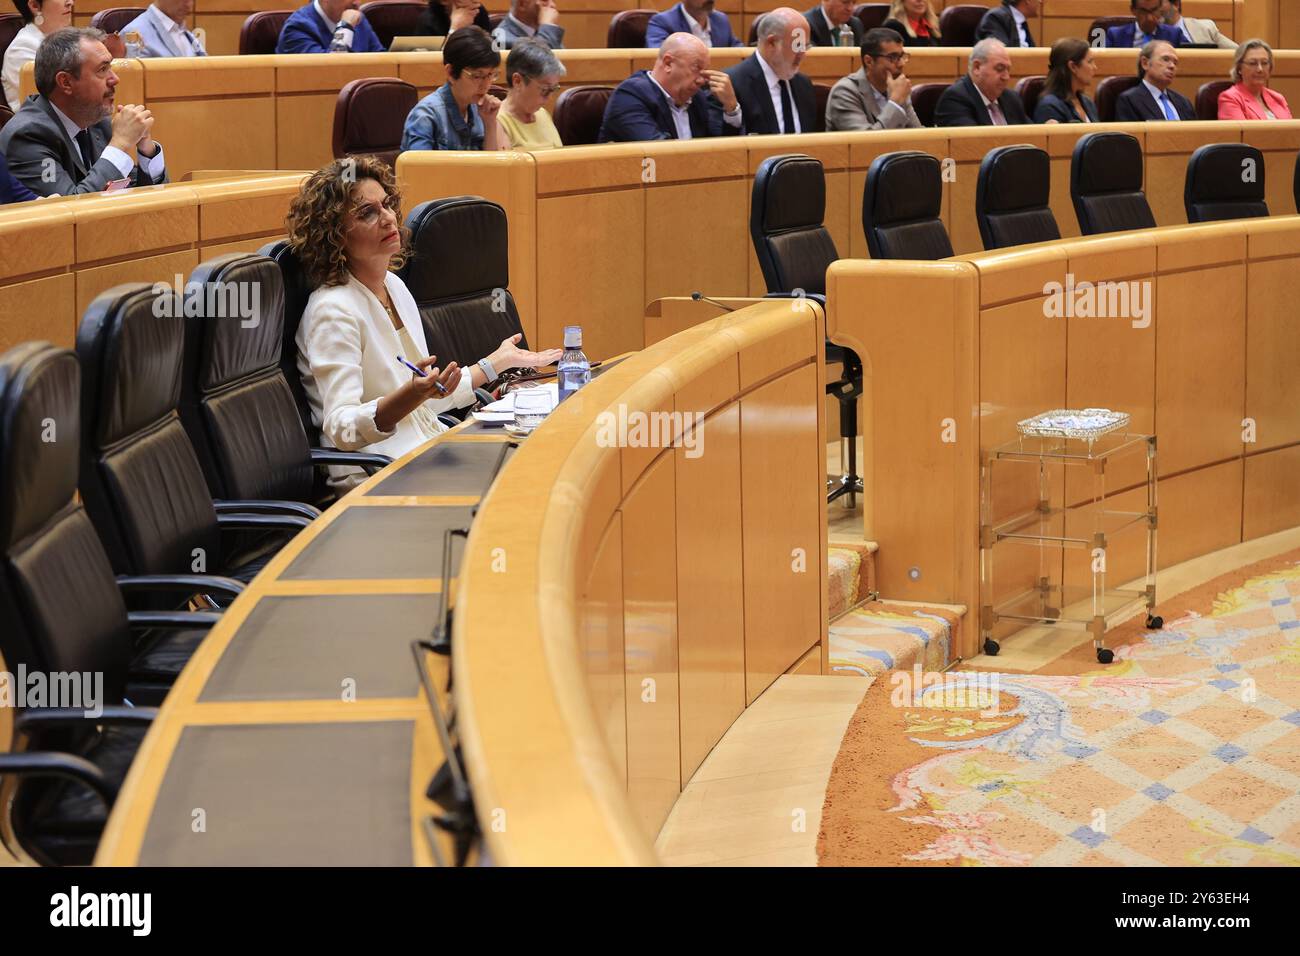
[607,10,653,48]
[76,284,221,577]
[90,7,145,34]
[1196,79,1232,120]
[1070,131,1156,235]
[258,239,320,445]
[553,85,614,145]
[0,342,132,701]
[1016,75,1045,119]
[1087,15,1132,45]
[937,4,985,46]
[852,4,890,30]
[862,151,953,260]
[179,254,316,503]
[812,82,832,132]
[398,197,529,370]
[358,0,424,47]
[976,144,1060,250]
[0,14,23,63]
[751,155,839,296]
[1096,74,1141,122]
[910,82,947,127]
[240,10,291,55]
[332,77,418,167]
[1184,143,1269,223]
[0,104,13,134]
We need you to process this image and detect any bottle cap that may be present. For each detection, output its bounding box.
[563,326,582,349]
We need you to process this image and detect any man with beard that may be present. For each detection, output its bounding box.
[0,28,167,196]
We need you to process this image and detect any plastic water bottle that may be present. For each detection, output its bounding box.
[837,23,853,47]
[329,25,353,52]
[557,325,590,402]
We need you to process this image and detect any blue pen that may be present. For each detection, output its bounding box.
[398,355,449,394]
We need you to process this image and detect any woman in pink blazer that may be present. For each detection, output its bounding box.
[1218,39,1292,119]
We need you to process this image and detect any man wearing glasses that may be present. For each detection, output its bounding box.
[401,27,505,152]
[825,27,921,130]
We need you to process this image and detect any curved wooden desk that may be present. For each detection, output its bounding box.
[96,296,826,865]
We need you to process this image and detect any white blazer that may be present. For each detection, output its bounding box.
[296,271,473,487]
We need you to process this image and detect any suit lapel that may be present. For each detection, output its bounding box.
[748,59,779,133]
[39,97,85,174]
[963,76,991,125]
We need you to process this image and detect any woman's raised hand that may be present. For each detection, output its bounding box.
[410,354,462,399]
[490,333,563,371]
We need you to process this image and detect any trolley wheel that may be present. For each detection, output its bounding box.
[1145,614,1164,630]
[983,638,1000,657]
[1096,647,1115,664]
[1043,607,1060,621]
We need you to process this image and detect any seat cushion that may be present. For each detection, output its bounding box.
[131,627,209,684]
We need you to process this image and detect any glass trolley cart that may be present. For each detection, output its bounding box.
[980,409,1161,665]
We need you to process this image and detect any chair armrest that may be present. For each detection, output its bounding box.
[214,499,321,520]
[127,610,222,631]
[0,753,117,809]
[764,291,827,306]
[16,706,159,732]
[438,414,460,429]
[310,448,392,475]
[116,573,245,601]
[216,513,312,533]
[473,387,496,407]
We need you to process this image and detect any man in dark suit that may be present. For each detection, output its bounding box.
[646,0,744,48]
[975,0,1038,48]
[0,28,167,197]
[276,0,385,53]
[1114,40,1195,121]
[935,38,1030,126]
[803,0,862,47]
[1104,0,1182,48]
[725,8,815,135]
[599,33,744,141]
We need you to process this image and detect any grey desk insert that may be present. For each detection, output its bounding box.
[279,505,473,580]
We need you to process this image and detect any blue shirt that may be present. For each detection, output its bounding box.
[401,83,485,152]
[275,2,385,54]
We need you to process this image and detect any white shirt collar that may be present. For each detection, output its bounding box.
[648,71,689,114]
[970,76,995,109]
[148,3,184,35]
[755,49,781,90]
[680,3,712,42]
[505,13,536,36]
[49,100,85,138]
[1009,5,1027,26]
[313,0,336,29]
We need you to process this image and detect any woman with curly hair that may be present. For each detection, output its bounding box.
[289,157,560,490]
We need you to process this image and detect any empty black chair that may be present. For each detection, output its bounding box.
[179,253,390,507]
[0,342,220,865]
[1196,80,1232,120]
[553,85,615,146]
[862,151,953,260]
[76,284,312,592]
[937,4,985,46]
[1070,131,1156,235]
[398,197,532,378]
[976,145,1061,250]
[1095,74,1141,122]
[1184,143,1269,223]
[752,154,863,507]
[910,82,948,128]
[1016,75,1045,119]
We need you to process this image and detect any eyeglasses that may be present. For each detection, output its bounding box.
[1241,59,1272,70]
[876,52,910,64]
[464,69,496,82]
[534,82,561,97]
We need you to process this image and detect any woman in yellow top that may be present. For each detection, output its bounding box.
[497,38,566,150]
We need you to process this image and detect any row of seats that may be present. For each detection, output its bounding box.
[0,193,528,866]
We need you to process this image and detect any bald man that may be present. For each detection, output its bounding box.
[725,9,816,134]
[598,33,744,141]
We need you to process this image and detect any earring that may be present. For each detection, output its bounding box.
[34,12,44,25]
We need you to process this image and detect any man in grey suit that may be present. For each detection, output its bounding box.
[825,26,921,130]
[1163,0,1234,49]
[0,28,167,197]
[118,0,208,58]
[492,0,565,49]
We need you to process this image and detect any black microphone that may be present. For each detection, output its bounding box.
[691,291,736,312]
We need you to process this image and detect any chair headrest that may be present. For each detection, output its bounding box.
[1187,143,1266,202]
[333,77,418,161]
[400,197,509,303]
[185,254,286,393]
[0,343,80,549]
[865,151,943,225]
[1072,132,1144,194]
[754,154,826,233]
[76,283,185,451]
[979,145,1051,212]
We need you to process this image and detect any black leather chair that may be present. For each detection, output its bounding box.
[1016,75,1045,119]
[179,253,390,508]
[607,9,653,48]
[358,0,424,47]
[89,7,145,34]
[0,342,220,866]
[862,151,953,260]
[1070,132,1156,235]
[1095,74,1141,122]
[76,284,313,595]
[937,4,985,46]
[852,3,890,30]
[1195,79,1232,120]
[751,154,863,508]
[976,144,1060,250]
[910,82,947,127]
[0,104,13,134]
[553,85,615,145]
[813,82,832,132]
[398,197,532,384]
[332,77,419,168]
[239,10,291,55]
[0,14,23,64]
[1294,148,1300,214]
[1184,143,1269,223]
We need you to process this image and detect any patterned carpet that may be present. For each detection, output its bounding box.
[818,550,1300,866]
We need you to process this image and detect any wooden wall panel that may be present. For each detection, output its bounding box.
[1244,445,1300,541]
[582,515,628,784]
[621,453,680,839]
[1156,459,1244,569]
[675,403,745,782]
[740,364,822,704]
[1245,257,1300,452]
[0,275,77,353]
[75,250,201,317]
[644,179,748,307]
